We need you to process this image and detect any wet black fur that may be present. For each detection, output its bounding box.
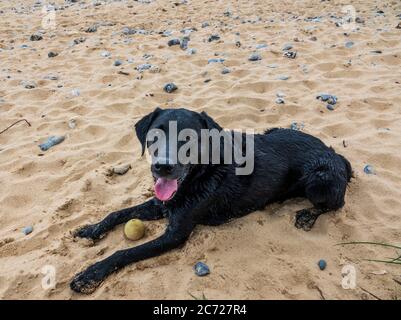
[70,108,352,294]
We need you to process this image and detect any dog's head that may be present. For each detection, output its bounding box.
[135,108,222,202]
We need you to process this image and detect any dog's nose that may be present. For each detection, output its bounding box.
[154,163,174,176]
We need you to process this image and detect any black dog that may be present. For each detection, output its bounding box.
[70,108,352,294]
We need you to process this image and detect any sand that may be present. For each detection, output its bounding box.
[0,0,400,300]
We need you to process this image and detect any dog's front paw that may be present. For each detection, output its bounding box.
[74,224,104,240]
[70,265,104,294]
[295,209,318,231]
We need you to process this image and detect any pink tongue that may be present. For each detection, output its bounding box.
[154,178,178,201]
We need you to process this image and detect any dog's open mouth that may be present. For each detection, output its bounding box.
[154,177,178,201]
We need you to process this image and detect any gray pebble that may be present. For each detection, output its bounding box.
[249,53,262,61]
[38,136,65,151]
[21,80,37,89]
[114,60,123,66]
[275,98,285,104]
[86,25,97,33]
[316,94,337,105]
[71,88,80,96]
[168,38,180,46]
[112,164,131,175]
[290,122,304,130]
[364,165,375,174]
[194,262,210,276]
[221,67,231,74]
[201,21,210,28]
[137,63,152,72]
[208,34,220,42]
[277,75,290,80]
[180,37,190,50]
[101,51,111,58]
[256,43,268,49]
[187,48,197,55]
[345,41,354,48]
[283,51,297,59]
[48,51,58,58]
[30,33,43,41]
[282,43,293,51]
[208,58,225,64]
[164,83,178,93]
[22,226,33,235]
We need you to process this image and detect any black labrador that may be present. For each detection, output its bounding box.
[70,108,352,293]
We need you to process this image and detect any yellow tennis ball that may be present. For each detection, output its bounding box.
[124,219,145,241]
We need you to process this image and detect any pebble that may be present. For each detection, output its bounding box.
[187,48,197,55]
[68,119,77,129]
[256,43,268,49]
[326,104,335,111]
[282,43,293,51]
[21,80,36,89]
[201,21,210,28]
[364,165,375,174]
[208,34,220,42]
[248,53,262,61]
[194,262,210,276]
[22,226,33,235]
[318,259,327,270]
[168,38,180,46]
[283,51,297,59]
[20,44,29,49]
[397,22,401,29]
[180,37,190,50]
[221,67,231,74]
[290,122,304,130]
[101,51,111,58]
[71,88,80,96]
[137,63,152,72]
[345,41,354,48]
[164,83,178,93]
[267,64,278,68]
[112,164,131,175]
[73,37,86,45]
[122,27,136,35]
[277,75,290,80]
[275,98,285,104]
[30,33,43,41]
[86,25,97,33]
[316,93,337,105]
[39,136,65,151]
[208,58,225,64]
[48,51,58,58]
[114,59,123,66]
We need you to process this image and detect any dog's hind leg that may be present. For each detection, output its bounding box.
[74,198,163,240]
[295,154,349,231]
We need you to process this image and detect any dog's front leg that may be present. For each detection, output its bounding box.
[70,212,195,294]
[74,198,163,240]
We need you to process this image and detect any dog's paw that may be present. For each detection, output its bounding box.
[73,224,104,241]
[295,209,318,231]
[70,266,104,294]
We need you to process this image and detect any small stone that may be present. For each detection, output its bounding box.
[168,38,180,46]
[277,75,290,80]
[201,21,209,28]
[194,262,210,276]
[290,122,304,131]
[21,80,36,89]
[316,94,337,105]
[164,83,178,93]
[248,53,262,61]
[309,36,317,41]
[180,37,190,50]
[208,58,225,64]
[282,43,293,51]
[48,51,58,58]
[30,33,43,41]
[364,165,375,175]
[73,37,86,45]
[71,88,80,96]
[101,51,111,58]
[122,27,136,35]
[137,63,152,72]
[326,104,335,111]
[345,41,354,48]
[221,67,231,74]
[114,60,123,66]
[267,64,278,68]
[208,34,220,42]
[275,98,285,104]
[396,22,401,29]
[256,43,268,49]
[112,164,131,175]
[283,51,297,59]
[22,226,33,235]
[38,136,65,151]
[86,25,97,33]
[187,48,197,55]
[355,17,365,24]
[149,65,161,73]
[318,259,327,270]
[68,119,77,129]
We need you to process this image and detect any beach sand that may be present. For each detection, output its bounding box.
[0,0,400,299]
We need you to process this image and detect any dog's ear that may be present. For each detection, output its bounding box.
[200,111,222,131]
[135,107,162,156]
